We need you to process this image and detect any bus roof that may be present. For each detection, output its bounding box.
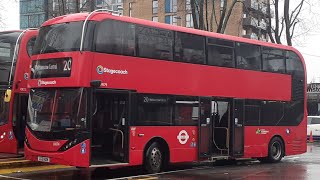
[0,31,22,43]
[41,12,304,61]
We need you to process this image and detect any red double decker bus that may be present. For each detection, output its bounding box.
[0,29,38,154]
[25,12,306,173]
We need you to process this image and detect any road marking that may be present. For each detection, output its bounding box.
[108,166,213,180]
[0,165,70,175]
[285,157,300,160]
[0,175,30,180]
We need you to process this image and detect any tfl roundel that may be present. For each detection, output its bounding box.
[177,130,189,145]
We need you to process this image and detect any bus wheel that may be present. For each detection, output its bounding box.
[144,142,163,173]
[266,137,284,163]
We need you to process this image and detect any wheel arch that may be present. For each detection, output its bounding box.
[270,135,286,156]
[143,137,170,164]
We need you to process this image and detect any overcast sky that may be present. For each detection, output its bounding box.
[1,0,319,83]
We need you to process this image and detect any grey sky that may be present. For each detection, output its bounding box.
[1,0,319,82]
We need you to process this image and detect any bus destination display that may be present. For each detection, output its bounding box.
[31,58,72,78]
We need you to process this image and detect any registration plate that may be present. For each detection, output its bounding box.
[38,156,50,163]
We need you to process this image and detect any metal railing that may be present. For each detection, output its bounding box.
[109,128,124,149]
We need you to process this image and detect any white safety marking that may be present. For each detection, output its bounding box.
[0,175,30,180]
[108,167,213,180]
[285,157,300,160]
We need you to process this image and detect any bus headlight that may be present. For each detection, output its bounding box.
[25,136,30,147]
[58,139,78,151]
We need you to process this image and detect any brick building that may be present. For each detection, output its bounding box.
[20,0,123,29]
[20,0,272,40]
[122,0,272,40]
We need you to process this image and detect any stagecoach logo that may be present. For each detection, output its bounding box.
[24,73,29,80]
[177,130,189,145]
[96,65,104,75]
[96,65,128,75]
[256,128,269,135]
[38,79,57,86]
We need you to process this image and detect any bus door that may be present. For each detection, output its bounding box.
[12,94,28,154]
[211,98,232,156]
[90,89,131,166]
[0,89,18,154]
[230,99,244,157]
[198,97,212,157]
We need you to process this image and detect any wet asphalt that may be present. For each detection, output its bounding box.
[3,142,320,180]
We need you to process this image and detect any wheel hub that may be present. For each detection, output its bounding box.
[271,141,281,160]
[150,147,162,168]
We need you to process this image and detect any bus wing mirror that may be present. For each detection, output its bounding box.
[4,89,12,102]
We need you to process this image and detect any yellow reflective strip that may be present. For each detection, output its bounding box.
[0,160,30,164]
[135,177,158,180]
[0,165,70,175]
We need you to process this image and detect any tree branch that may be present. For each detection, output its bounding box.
[284,0,292,46]
[220,0,239,33]
[289,0,304,27]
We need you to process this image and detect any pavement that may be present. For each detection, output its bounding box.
[0,153,37,168]
[0,153,22,160]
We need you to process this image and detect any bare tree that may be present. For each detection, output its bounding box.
[266,0,319,46]
[189,0,318,45]
[190,0,241,33]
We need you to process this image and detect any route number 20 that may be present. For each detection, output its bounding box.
[63,59,72,71]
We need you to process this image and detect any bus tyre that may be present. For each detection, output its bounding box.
[266,137,284,163]
[144,142,163,173]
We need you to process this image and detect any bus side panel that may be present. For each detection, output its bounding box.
[243,124,306,158]
[0,124,17,153]
[91,54,291,102]
[129,126,198,166]
[0,92,19,154]
[14,31,37,93]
